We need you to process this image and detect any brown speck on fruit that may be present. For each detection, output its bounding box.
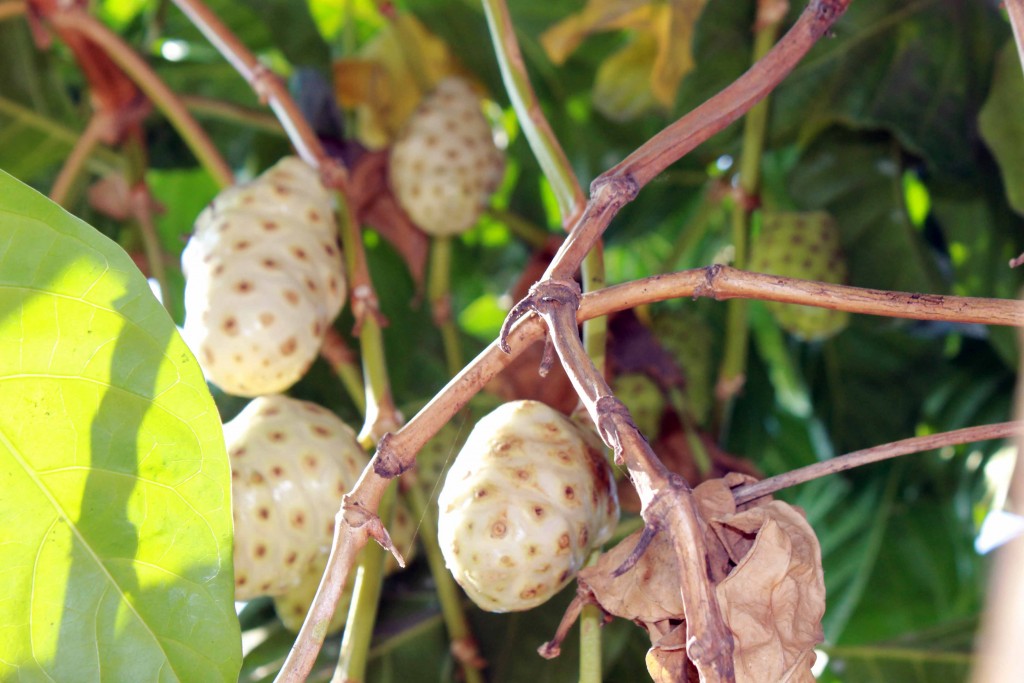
[491,520,508,538]
[327,519,335,536]
[284,290,300,306]
[212,263,225,276]
[291,246,308,261]
[500,555,514,567]
[285,551,298,565]
[230,446,246,457]
[234,279,254,294]
[558,570,570,582]
[291,511,306,528]
[249,471,264,484]
[222,316,239,336]
[303,454,319,469]
[520,586,539,600]
[312,321,323,337]
[280,337,298,356]
[259,312,276,327]
[257,507,270,520]
[558,533,570,550]
[312,425,331,437]
[260,582,271,592]
[202,346,215,364]
[533,505,545,518]
[233,240,251,251]
[270,465,284,477]
[262,220,279,231]
[304,277,317,293]
[564,486,575,500]
[268,430,286,443]
[527,544,538,556]
[307,209,321,223]
[255,544,267,558]
[232,353,244,363]
[236,576,247,587]
[261,258,279,270]
[474,487,489,499]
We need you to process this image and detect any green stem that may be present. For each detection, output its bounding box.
[428,236,463,377]
[714,17,780,430]
[404,480,486,683]
[333,482,396,683]
[578,551,603,683]
[337,198,400,445]
[480,0,584,221]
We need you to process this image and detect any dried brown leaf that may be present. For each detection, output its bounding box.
[706,494,825,682]
[646,623,698,683]
[577,527,685,624]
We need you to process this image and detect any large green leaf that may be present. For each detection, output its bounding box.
[979,42,1024,217]
[0,171,240,681]
[775,0,1005,176]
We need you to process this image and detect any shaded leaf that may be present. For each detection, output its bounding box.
[776,0,1006,175]
[0,171,240,681]
[979,42,1024,217]
[788,129,944,295]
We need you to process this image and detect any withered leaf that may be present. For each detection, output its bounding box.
[646,623,698,683]
[577,527,685,624]
[711,502,825,683]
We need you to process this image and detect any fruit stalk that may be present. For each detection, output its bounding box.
[428,236,463,377]
[403,476,487,683]
[716,6,783,425]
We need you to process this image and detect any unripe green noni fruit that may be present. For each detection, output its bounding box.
[437,400,619,612]
[182,157,346,397]
[749,211,850,341]
[388,77,505,237]
[612,372,665,440]
[226,395,366,600]
[651,309,714,425]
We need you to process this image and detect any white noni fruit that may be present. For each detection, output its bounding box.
[182,157,346,397]
[437,400,619,612]
[388,77,505,237]
[226,395,367,600]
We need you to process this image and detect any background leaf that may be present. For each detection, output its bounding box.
[0,171,240,681]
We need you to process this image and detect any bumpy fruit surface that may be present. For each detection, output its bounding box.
[651,309,714,425]
[749,211,850,341]
[182,157,346,397]
[437,400,619,612]
[612,373,665,440]
[273,501,417,634]
[388,77,505,237]
[227,395,367,600]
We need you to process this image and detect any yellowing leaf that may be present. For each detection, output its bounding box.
[334,13,459,148]
[593,30,661,122]
[542,0,709,121]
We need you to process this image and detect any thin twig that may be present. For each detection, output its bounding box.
[179,94,286,134]
[49,9,233,188]
[169,0,335,175]
[50,112,108,206]
[732,422,1023,506]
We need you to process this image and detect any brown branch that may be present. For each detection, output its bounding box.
[531,280,734,680]
[732,422,1023,506]
[578,266,1024,328]
[539,0,851,286]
